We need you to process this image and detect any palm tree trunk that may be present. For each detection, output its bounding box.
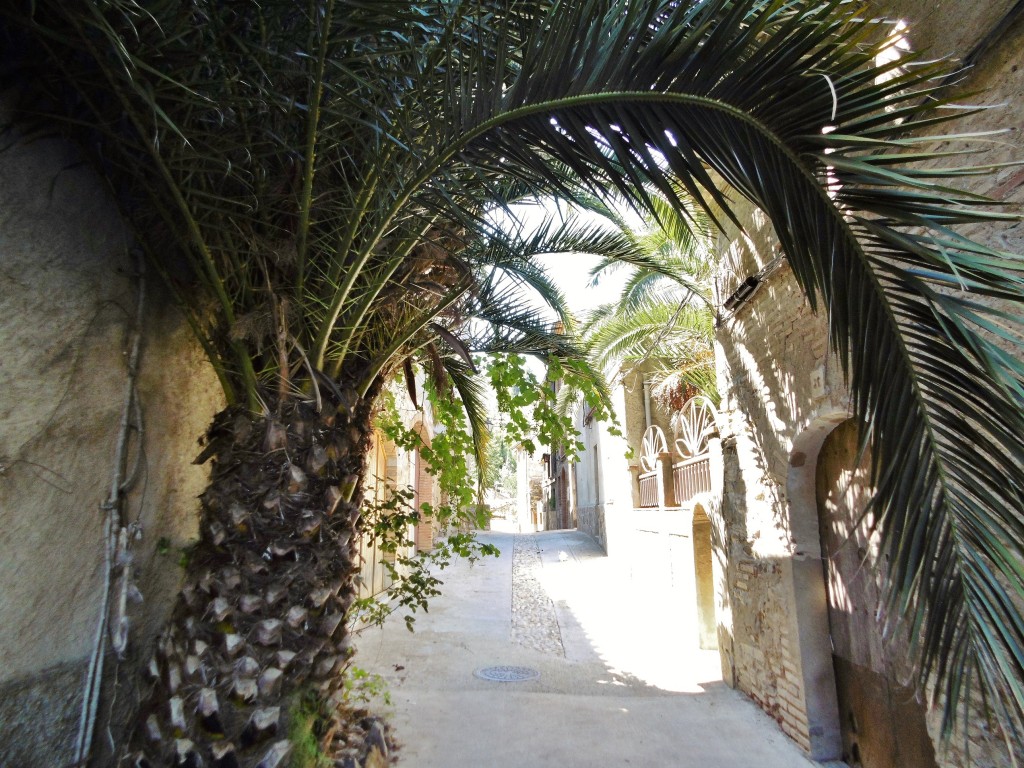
[127,387,377,767]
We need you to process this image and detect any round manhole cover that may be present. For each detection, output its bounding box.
[474,665,540,682]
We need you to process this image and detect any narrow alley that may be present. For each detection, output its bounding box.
[357,528,818,767]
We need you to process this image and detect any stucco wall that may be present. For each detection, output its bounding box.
[0,92,223,765]
[575,372,642,552]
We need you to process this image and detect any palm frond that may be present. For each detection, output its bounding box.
[7,0,1024,738]
[585,298,714,379]
[449,1,1024,734]
[436,353,491,487]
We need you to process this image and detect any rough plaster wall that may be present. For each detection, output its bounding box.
[574,412,600,509]
[574,407,605,546]
[605,377,639,515]
[0,93,222,765]
[574,401,625,542]
[620,369,648,474]
[872,0,1018,60]
[713,3,1024,764]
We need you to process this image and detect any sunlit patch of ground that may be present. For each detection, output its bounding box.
[520,528,724,694]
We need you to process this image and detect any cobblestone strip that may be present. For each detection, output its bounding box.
[511,535,564,656]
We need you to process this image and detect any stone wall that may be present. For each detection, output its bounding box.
[713,198,846,757]
[0,93,223,765]
[711,2,1024,765]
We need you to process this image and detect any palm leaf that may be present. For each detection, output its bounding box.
[8,0,1024,740]
[439,354,491,487]
[450,2,1024,736]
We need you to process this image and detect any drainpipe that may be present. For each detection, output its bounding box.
[643,377,652,432]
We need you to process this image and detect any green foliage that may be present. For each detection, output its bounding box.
[483,431,518,498]
[485,353,620,462]
[286,692,332,768]
[377,376,478,515]
[177,541,199,569]
[351,381,499,630]
[354,353,609,629]
[349,482,499,631]
[341,666,391,709]
[571,189,719,406]
[8,0,1024,740]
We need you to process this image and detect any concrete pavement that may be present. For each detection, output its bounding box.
[355,527,818,767]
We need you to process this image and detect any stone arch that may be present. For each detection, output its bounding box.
[813,419,937,768]
[782,407,850,761]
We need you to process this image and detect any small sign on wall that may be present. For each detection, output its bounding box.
[811,366,827,400]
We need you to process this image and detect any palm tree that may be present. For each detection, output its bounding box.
[576,190,719,410]
[5,0,1024,763]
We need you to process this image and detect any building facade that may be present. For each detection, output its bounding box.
[568,4,1024,765]
[709,3,1024,764]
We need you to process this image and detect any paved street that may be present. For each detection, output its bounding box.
[356,527,818,767]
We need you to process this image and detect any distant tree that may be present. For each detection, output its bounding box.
[578,189,719,409]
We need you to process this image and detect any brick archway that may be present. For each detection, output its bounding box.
[815,420,937,768]
[782,408,850,761]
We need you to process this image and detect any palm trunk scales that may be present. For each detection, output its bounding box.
[129,388,376,768]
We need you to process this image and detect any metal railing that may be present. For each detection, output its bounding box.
[639,471,659,508]
[673,455,711,506]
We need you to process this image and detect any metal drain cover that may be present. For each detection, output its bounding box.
[474,665,540,682]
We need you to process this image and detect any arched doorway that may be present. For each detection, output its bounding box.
[413,444,434,552]
[815,420,936,768]
[692,504,717,650]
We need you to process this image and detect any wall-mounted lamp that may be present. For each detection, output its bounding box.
[723,275,761,311]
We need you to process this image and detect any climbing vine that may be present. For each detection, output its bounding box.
[350,354,619,630]
[485,353,621,459]
[350,375,496,631]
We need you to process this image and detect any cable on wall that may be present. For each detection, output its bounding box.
[73,249,146,767]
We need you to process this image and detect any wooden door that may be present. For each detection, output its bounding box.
[816,421,937,768]
[414,448,433,551]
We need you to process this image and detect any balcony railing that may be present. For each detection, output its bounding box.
[673,455,711,506]
[636,398,718,510]
[638,425,668,508]
[639,471,659,508]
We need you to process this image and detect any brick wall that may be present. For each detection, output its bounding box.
[712,3,1024,763]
